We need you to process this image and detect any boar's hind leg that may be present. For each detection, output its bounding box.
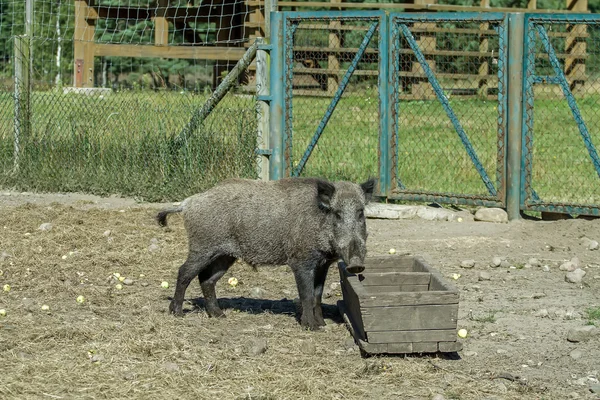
[290,261,320,331]
[169,252,214,316]
[198,255,235,318]
[313,262,331,327]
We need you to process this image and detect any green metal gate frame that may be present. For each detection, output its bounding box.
[521,13,600,216]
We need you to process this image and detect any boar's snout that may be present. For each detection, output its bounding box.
[342,239,366,274]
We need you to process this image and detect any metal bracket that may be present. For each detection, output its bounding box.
[258,44,273,51]
[255,149,272,156]
[257,95,272,102]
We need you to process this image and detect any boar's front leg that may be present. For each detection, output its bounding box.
[198,255,236,318]
[312,262,331,327]
[290,258,321,331]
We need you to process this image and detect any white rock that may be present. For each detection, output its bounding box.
[474,208,508,223]
[567,326,597,342]
[569,349,584,360]
[461,260,476,269]
[365,203,423,220]
[571,257,581,269]
[542,265,551,272]
[148,243,160,252]
[103,230,111,237]
[534,309,549,318]
[249,287,266,298]
[491,257,503,268]
[565,269,586,283]
[417,207,456,221]
[560,261,577,272]
[38,223,53,231]
[478,271,491,281]
[528,258,541,267]
[588,240,599,251]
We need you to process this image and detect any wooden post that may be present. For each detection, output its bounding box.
[527,0,537,9]
[14,35,31,173]
[154,0,169,46]
[256,38,270,181]
[213,2,235,88]
[74,0,96,87]
[565,0,588,93]
[478,0,490,98]
[412,0,436,99]
[328,0,341,95]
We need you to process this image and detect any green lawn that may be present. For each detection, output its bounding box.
[1,88,599,205]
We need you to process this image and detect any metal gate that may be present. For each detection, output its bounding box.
[521,14,600,216]
[388,13,508,207]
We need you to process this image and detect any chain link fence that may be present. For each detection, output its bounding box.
[284,14,381,183]
[0,0,261,202]
[390,14,507,206]
[523,14,600,214]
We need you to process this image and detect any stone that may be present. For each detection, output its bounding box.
[534,309,549,318]
[531,293,546,299]
[478,271,491,281]
[343,338,358,351]
[148,243,160,252]
[542,265,551,272]
[431,395,446,400]
[565,269,586,284]
[571,257,581,269]
[500,260,511,268]
[474,208,508,223]
[123,278,134,286]
[365,203,423,220]
[249,287,267,298]
[588,241,599,251]
[590,384,600,394]
[567,326,597,342]
[38,223,53,231]
[463,351,477,357]
[569,349,584,360]
[560,262,576,272]
[461,260,476,269]
[103,230,111,237]
[417,207,457,221]
[491,257,503,268]
[528,258,541,267]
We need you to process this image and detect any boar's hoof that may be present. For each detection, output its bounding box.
[206,308,226,318]
[301,316,322,331]
[169,301,184,317]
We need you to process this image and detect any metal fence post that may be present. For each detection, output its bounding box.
[379,14,390,197]
[269,11,285,181]
[256,37,271,181]
[506,13,525,220]
[14,35,31,173]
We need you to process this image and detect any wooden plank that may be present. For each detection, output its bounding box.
[367,329,457,344]
[338,266,367,340]
[387,342,413,353]
[358,291,459,308]
[362,304,459,331]
[94,44,246,61]
[246,0,582,13]
[411,342,439,353]
[294,67,378,76]
[360,272,431,286]
[365,255,415,270]
[438,341,463,352]
[154,0,169,47]
[74,0,95,88]
[362,284,430,293]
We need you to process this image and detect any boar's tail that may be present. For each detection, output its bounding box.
[156,206,183,227]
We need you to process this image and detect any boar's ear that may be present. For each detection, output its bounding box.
[360,178,376,202]
[316,180,336,211]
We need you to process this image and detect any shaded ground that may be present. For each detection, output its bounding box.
[0,191,599,400]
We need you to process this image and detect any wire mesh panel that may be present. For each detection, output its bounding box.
[522,14,600,216]
[389,13,507,207]
[0,0,262,202]
[282,12,383,184]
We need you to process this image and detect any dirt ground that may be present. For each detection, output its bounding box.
[1,191,599,400]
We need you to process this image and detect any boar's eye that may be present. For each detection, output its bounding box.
[357,209,365,220]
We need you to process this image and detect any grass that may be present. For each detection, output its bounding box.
[585,306,600,326]
[1,86,600,204]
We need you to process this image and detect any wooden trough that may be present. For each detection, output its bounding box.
[338,255,462,355]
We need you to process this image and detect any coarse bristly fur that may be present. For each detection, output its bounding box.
[157,176,376,330]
